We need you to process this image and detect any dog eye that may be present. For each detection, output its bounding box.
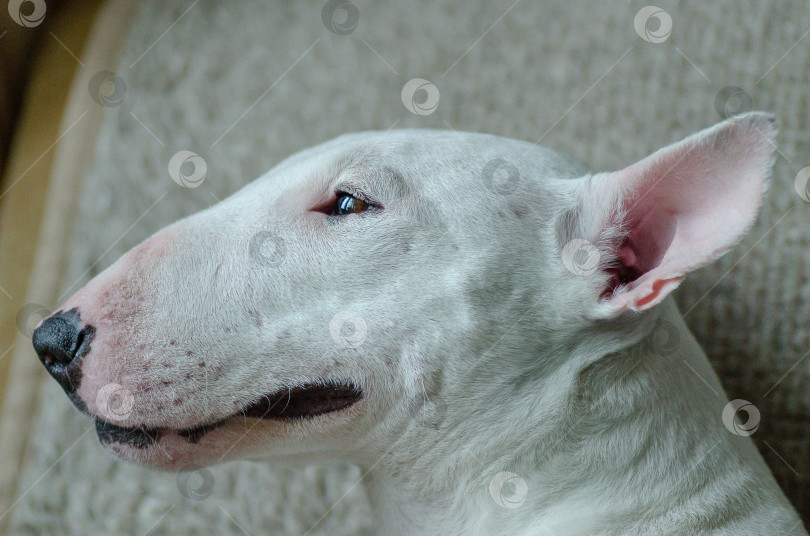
[333,193,371,216]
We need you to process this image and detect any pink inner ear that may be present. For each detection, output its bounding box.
[625,206,676,273]
[604,181,678,301]
[602,113,777,313]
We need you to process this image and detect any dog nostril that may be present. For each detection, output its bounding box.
[33,315,77,367]
[32,311,94,377]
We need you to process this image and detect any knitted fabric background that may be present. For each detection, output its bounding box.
[10,0,809,532]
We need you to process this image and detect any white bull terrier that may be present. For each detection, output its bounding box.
[33,111,806,535]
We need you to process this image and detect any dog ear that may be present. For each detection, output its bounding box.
[573,112,777,316]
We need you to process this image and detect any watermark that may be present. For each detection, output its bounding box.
[634,6,672,43]
[401,78,440,116]
[96,383,135,422]
[248,231,287,267]
[321,0,359,35]
[168,150,207,188]
[408,391,447,430]
[644,319,680,357]
[16,303,52,338]
[177,466,215,500]
[329,311,367,348]
[489,471,528,509]
[793,166,810,203]
[714,86,753,120]
[88,70,127,108]
[481,158,521,196]
[8,0,46,27]
[722,399,760,436]
[561,239,600,276]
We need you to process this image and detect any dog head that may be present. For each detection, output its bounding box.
[33,113,776,471]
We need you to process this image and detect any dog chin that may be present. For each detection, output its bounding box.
[98,436,200,471]
[93,418,247,471]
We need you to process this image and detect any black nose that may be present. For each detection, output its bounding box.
[32,309,94,393]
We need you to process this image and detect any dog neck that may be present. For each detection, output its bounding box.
[355,300,750,535]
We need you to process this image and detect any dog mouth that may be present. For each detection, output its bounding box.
[94,382,362,448]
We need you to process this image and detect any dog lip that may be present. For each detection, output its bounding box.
[95,418,163,449]
[93,382,362,447]
[238,382,363,420]
[177,419,229,444]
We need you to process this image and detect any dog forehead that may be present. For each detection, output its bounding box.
[276,129,582,195]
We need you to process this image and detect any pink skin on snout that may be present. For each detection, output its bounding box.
[58,227,176,422]
[49,225,262,470]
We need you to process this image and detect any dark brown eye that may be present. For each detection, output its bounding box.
[333,193,370,215]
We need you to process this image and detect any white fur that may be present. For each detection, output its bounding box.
[51,115,805,535]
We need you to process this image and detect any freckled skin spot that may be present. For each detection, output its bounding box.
[510,203,528,219]
[249,309,263,328]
